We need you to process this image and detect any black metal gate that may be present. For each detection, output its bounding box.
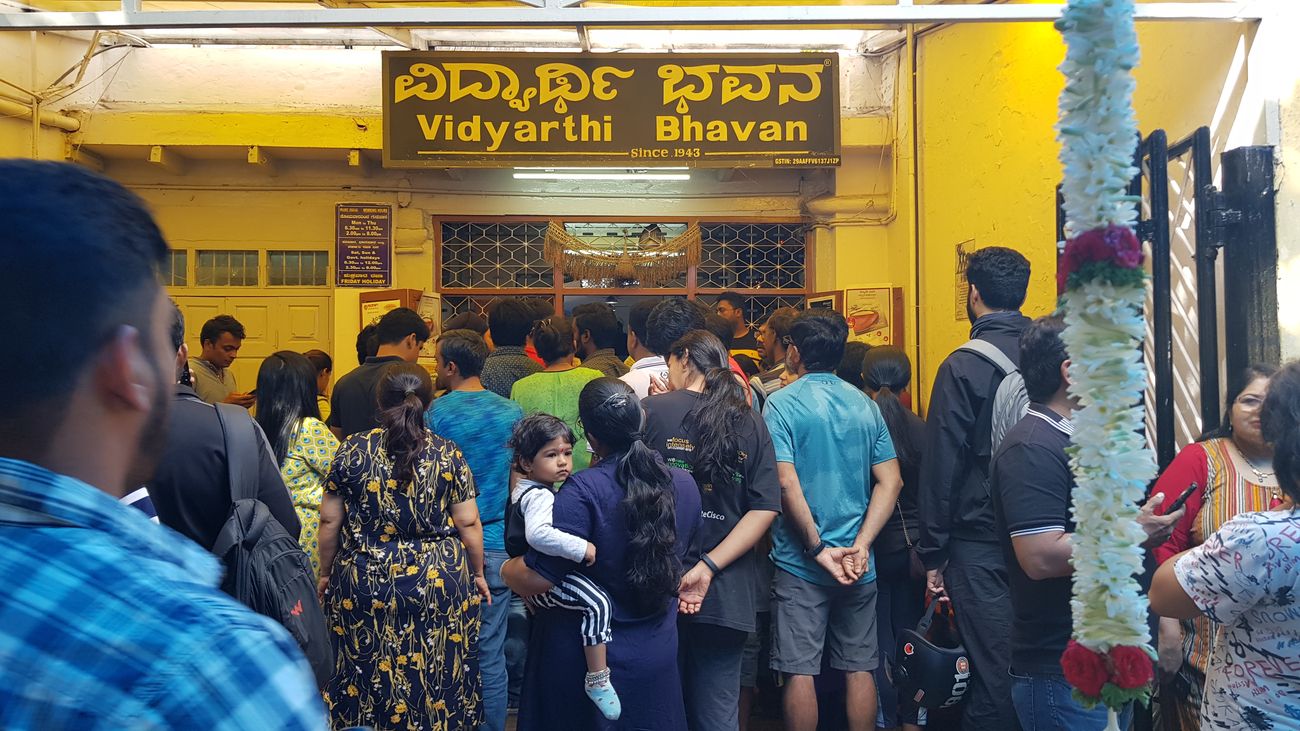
[1059,127,1279,470]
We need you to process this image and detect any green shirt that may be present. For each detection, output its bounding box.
[510,368,604,471]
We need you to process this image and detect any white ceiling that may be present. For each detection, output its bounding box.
[121,25,881,51]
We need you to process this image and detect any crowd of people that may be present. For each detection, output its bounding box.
[3,160,1300,731]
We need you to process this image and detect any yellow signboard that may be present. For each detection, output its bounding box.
[383,52,841,168]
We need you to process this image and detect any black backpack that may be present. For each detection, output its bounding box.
[212,404,334,688]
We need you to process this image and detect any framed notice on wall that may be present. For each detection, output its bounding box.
[337,203,393,287]
[416,292,441,361]
[359,288,422,329]
[806,291,843,312]
[844,286,904,347]
[955,239,975,321]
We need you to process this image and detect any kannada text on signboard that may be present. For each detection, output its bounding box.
[336,204,392,288]
[383,53,841,169]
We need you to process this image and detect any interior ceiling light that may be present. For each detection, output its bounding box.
[512,167,691,181]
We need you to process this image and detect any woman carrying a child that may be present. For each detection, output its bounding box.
[502,377,703,730]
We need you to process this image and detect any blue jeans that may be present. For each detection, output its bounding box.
[1011,672,1132,731]
[480,549,512,731]
[679,621,748,731]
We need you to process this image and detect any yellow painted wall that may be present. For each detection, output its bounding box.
[914,20,1065,409]
[0,32,99,160]
[0,17,1268,396]
[912,18,1253,409]
[123,166,819,381]
[136,187,434,382]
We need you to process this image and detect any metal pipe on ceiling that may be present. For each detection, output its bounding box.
[0,94,80,131]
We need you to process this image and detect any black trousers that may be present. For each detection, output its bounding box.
[946,539,1022,731]
[874,547,926,727]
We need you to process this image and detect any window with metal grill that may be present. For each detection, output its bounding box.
[162,250,187,287]
[268,251,329,286]
[196,250,259,287]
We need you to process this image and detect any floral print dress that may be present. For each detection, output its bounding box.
[323,429,482,731]
[279,417,338,576]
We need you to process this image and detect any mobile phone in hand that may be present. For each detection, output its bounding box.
[1164,482,1199,515]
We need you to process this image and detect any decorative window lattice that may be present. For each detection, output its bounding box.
[440,295,555,323]
[162,250,187,287]
[268,251,329,286]
[743,295,807,327]
[196,250,258,287]
[697,223,806,290]
[440,222,551,289]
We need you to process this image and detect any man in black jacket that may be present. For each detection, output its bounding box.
[149,303,300,550]
[918,246,1030,730]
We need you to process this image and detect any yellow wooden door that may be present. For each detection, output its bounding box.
[171,295,332,394]
[173,295,224,360]
[276,297,333,357]
[225,299,275,391]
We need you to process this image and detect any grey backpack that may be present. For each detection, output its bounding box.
[958,339,1030,454]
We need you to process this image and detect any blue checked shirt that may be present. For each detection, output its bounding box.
[0,458,327,730]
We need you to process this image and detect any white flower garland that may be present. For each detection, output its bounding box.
[1058,0,1142,238]
[1062,281,1155,652]
[1056,0,1157,669]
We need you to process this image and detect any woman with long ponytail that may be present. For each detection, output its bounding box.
[502,377,702,730]
[641,329,781,731]
[859,346,927,731]
[316,362,491,730]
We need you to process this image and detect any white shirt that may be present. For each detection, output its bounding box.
[1175,509,1300,730]
[511,478,587,564]
[620,356,668,400]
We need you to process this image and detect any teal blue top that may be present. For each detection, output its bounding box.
[763,372,896,586]
[426,389,524,552]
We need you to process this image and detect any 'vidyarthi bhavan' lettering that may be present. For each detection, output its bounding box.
[656,115,808,143]
[417,114,614,151]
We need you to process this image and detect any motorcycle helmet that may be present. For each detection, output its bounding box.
[892,601,971,710]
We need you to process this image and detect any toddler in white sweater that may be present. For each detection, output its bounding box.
[506,414,620,721]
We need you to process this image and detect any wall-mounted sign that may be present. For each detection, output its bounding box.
[845,285,904,347]
[337,203,392,288]
[383,52,841,169]
[806,291,843,312]
[955,239,975,321]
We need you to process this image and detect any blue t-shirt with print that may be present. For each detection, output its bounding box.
[426,389,524,551]
[763,371,896,586]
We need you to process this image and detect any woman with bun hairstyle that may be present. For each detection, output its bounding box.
[503,377,703,730]
[1151,360,1300,731]
[642,329,781,731]
[317,362,491,731]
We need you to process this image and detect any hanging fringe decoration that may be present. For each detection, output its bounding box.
[544,221,701,286]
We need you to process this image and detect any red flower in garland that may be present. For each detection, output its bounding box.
[1061,640,1108,697]
[1108,645,1154,690]
[1057,224,1144,294]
